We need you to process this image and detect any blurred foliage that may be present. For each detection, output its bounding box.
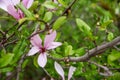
[0,0,120,80]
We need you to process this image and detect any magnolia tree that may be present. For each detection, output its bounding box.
[0,0,120,80]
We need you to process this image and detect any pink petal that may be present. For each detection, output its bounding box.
[68,66,76,80]
[47,42,62,50]
[7,5,21,20]
[11,0,20,5]
[27,47,39,56]
[54,62,65,80]
[37,52,47,67]
[17,9,24,19]
[44,30,56,48]
[0,0,19,12]
[0,0,11,11]
[53,0,58,4]
[30,34,42,48]
[22,0,34,9]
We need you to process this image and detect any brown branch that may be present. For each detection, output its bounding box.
[48,36,120,62]
[49,0,77,25]
[61,0,77,16]
[16,54,26,80]
[0,21,26,48]
[4,39,18,47]
[0,29,5,35]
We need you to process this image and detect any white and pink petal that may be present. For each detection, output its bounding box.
[27,47,39,56]
[30,34,42,48]
[11,0,20,5]
[68,66,76,80]
[7,5,21,20]
[44,30,56,48]
[47,42,62,50]
[22,0,34,9]
[0,0,11,11]
[54,62,65,80]
[37,52,47,68]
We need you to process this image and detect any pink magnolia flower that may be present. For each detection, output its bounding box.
[54,62,76,80]
[52,0,58,4]
[27,30,62,67]
[0,0,33,20]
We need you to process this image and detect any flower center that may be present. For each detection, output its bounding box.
[41,47,46,53]
[18,9,24,19]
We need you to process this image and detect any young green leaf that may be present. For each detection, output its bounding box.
[65,45,74,56]
[107,32,114,41]
[58,0,67,7]
[43,1,58,9]
[0,53,14,67]
[0,67,13,73]
[100,20,113,31]
[53,16,66,30]
[75,47,85,56]
[76,18,91,32]
[43,12,53,22]
[33,55,39,68]
[108,50,120,62]
[76,18,93,39]
[29,1,39,11]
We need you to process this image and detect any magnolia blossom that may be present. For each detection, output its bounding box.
[0,0,33,20]
[54,62,76,80]
[52,0,58,4]
[27,30,62,67]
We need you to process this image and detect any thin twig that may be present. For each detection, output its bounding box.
[49,0,77,25]
[0,21,26,47]
[88,60,112,76]
[43,68,51,78]
[16,54,26,80]
[113,45,120,51]
[61,0,77,16]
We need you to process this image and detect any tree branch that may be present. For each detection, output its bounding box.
[49,0,77,25]
[88,60,112,76]
[16,54,26,80]
[48,36,120,62]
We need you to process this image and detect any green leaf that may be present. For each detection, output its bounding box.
[107,32,114,41]
[58,0,67,7]
[107,72,120,80]
[53,16,66,30]
[76,18,91,32]
[22,59,29,69]
[51,51,63,58]
[100,20,113,31]
[43,12,53,22]
[43,1,58,9]
[0,67,13,73]
[65,45,74,56]
[38,6,45,15]
[33,55,39,68]
[0,53,14,67]
[11,39,27,64]
[76,18,93,39]
[75,47,85,56]
[101,20,113,28]
[29,1,39,11]
[108,50,120,62]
